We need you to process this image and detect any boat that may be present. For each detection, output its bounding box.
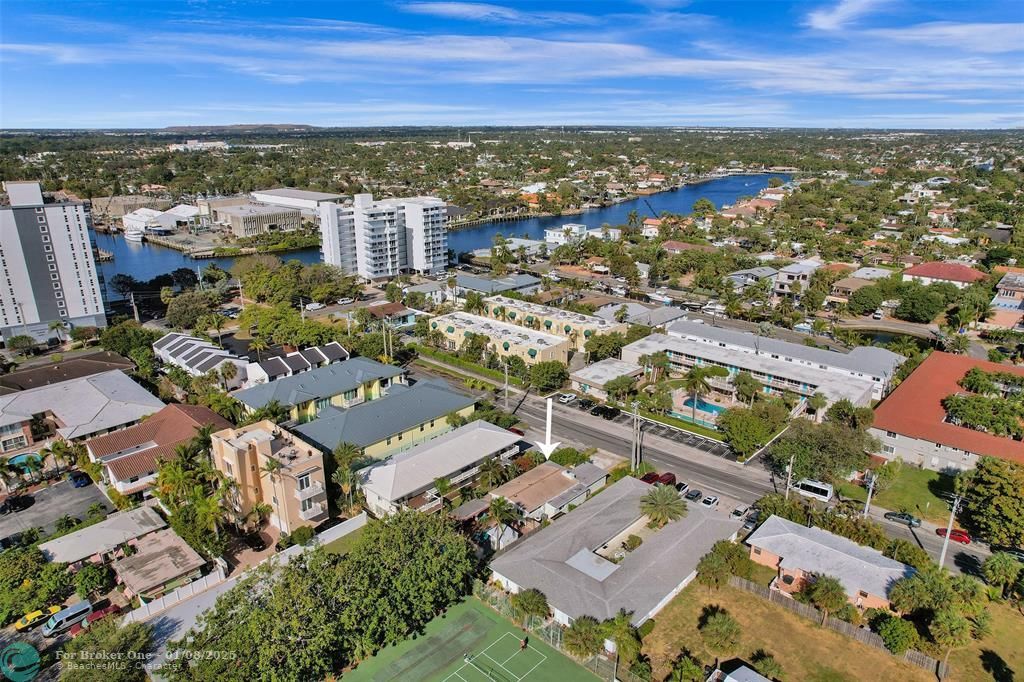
[123,228,145,242]
[647,290,673,304]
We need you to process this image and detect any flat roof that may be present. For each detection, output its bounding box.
[491,477,741,625]
[217,202,301,217]
[490,461,606,514]
[360,421,520,502]
[455,273,541,293]
[112,529,205,595]
[872,351,1024,463]
[251,187,345,201]
[571,358,643,387]
[38,507,166,563]
[746,515,914,599]
[663,319,904,379]
[486,295,622,331]
[434,312,569,349]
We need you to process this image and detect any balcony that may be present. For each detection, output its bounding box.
[299,501,326,520]
[294,480,325,501]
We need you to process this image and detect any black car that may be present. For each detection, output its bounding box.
[684,488,703,501]
[240,533,268,552]
[0,495,33,514]
[883,511,922,528]
[590,405,607,417]
[601,406,621,420]
[991,546,1024,563]
[578,399,595,410]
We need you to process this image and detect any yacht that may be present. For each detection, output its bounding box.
[123,228,145,242]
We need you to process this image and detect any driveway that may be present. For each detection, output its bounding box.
[0,480,108,539]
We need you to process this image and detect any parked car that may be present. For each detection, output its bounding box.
[640,472,661,485]
[336,297,355,305]
[508,427,525,437]
[577,399,595,410]
[590,405,607,417]
[69,604,122,637]
[304,302,326,311]
[742,511,761,531]
[675,481,689,495]
[701,495,720,508]
[68,471,91,488]
[936,528,972,545]
[872,309,884,320]
[730,505,749,520]
[657,472,677,487]
[1,495,33,514]
[684,488,703,501]
[557,393,577,405]
[601,406,621,420]
[883,511,922,528]
[990,546,1024,563]
[15,606,61,632]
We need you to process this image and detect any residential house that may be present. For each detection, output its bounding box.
[231,357,405,423]
[365,301,417,328]
[987,272,1024,330]
[85,404,231,497]
[0,370,164,454]
[662,240,715,255]
[359,421,521,517]
[0,352,133,396]
[431,312,572,365]
[402,280,448,307]
[570,358,644,401]
[827,277,874,305]
[489,461,608,522]
[544,223,589,246]
[210,420,329,533]
[901,262,987,289]
[241,342,349,388]
[482,295,628,351]
[112,529,206,602]
[38,506,167,567]
[870,352,1024,471]
[726,267,777,292]
[490,477,742,628]
[746,515,915,610]
[774,260,820,297]
[293,379,476,460]
[153,333,248,387]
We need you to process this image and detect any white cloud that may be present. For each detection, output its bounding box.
[869,22,1024,53]
[806,0,884,31]
[399,2,597,25]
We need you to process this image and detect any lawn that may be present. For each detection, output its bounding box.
[947,599,1024,682]
[344,598,597,682]
[321,526,365,556]
[643,582,934,682]
[835,466,955,525]
[639,409,723,441]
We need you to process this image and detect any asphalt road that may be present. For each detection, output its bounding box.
[0,479,108,539]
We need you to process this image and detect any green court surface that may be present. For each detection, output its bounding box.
[344,598,598,682]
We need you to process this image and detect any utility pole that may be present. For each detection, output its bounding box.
[503,361,509,411]
[129,292,140,323]
[631,401,642,470]
[784,453,795,500]
[937,493,964,569]
[863,470,876,518]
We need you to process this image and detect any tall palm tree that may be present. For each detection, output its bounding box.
[40,439,69,477]
[219,361,238,389]
[260,458,285,526]
[510,588,549,628]
[332,442,363,472]
[488,496,519,546]
[603,609,642,667]
[22,455,43,483]
[332,468,355,511]
[807,574,848,625]
[682,367,712,422]
[155,458,194,508]
[248,336,268,362]
[640,484,687,527]
[807,393,827,422]
[433,476,452,511]
[478,457,506,488]
[463,291,486,314]
[249,502,273,529]
[48,320,68,343]
[191,492,226,538]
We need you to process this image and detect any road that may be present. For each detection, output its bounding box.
[413,363,991,575]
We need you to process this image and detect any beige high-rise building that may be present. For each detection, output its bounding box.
[210,421,328,534]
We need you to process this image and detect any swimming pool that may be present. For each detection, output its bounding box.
[7,453,41,473]
[682,397,726,415]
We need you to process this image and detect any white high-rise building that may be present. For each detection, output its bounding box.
[0,182,107,343]
[319,193,448,280]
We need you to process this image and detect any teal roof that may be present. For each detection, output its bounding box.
[293,380,476,452]
[231,357,404,410]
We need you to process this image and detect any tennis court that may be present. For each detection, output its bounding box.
[344,598,597,682]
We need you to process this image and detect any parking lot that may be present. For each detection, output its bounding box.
[582,404,737,461]
[0,479,108,539]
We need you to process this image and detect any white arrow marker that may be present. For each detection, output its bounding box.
[536,397,561,459]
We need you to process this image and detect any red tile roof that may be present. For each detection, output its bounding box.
[873,352,1024,464]
[87,404,231,481]
[902,262,987,284]
[662,240,714,253]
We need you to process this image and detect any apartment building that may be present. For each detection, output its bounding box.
[241,342,349,388]
[430,312,572,365]
[319,193,448,280]
[210,421,328,534]
[0,181,107,344]
[217,203,302,238]
[153,333,248,387]
[482,295,628,351]
[773,260,820,297]
[231,357,406,423]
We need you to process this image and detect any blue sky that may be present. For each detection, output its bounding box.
[1,0,1022,129]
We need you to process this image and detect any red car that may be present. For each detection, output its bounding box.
[640,472,660,484]
[657,472,677,487]
[936,528,972,545]
[508,427,525,437]
[69,604,121,637]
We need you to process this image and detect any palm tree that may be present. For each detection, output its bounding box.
[22,454,43,483]
[478,457,506,488]
[682,367,712,422]
[332,441,363,472]
[0,459,18,494]
[433,476,452,511]
[509,588,548,628]
[564,615,604,659]
[155,458,194,508]
[332,468,355,511]
[219,362,238,389]
[249,502,273,529]
[87,502,107,520]
[207,314,226,346]
[930,608,972,669]
[190,492,226,538]
[48,320,68,343]
[640,484,687,528]
[698,611,741,668]
[807,574,848,625]
[464,291,486,314]
[260,458,285,523]
[603,609,642,666]
[488,495,519,546]
[807,392,827,422]
[40,439,70,477]
[249,336,268,362]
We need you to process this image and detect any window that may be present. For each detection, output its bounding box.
[315,397,331,412]
[297,473,310,491]
[882,445,895,455]
[343,389,357,401]
[224,461,232,475]
[752,547,762,555]
[858,590,868,598]
[301,497,315,512]
[886,431,896,439]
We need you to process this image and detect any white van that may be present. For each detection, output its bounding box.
[794,479,834,503]
[42,601,92,637]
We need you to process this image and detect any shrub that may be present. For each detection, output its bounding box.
[835,603,863,626]
[878,615,919,655]
[623,534,643,552]
[637,618,656,639]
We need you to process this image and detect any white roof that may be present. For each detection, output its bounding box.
[360,421,520,503]
[0,370,164,439]
[746,515,915,599]
[571,358,643,387]
[164,204,200,218]
[124,207,163,219]
[38,507,166,563]
[251,187,344,201]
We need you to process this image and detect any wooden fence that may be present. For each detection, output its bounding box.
[729,577,948,679]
